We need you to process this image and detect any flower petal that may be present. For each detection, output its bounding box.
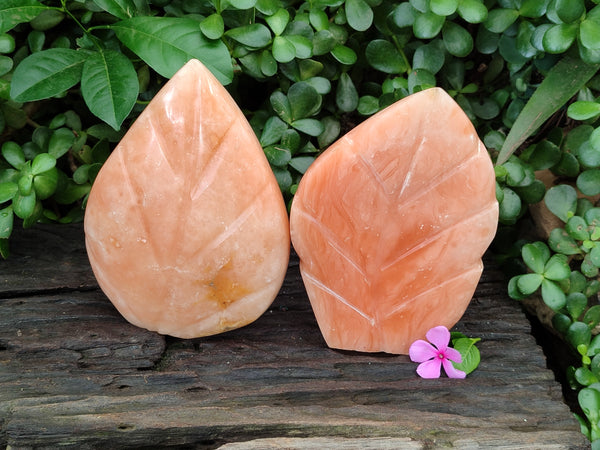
[409,339,438,363]
[416,358,442,379]
[425,325,450,351]
[444,347,462,364]
[442,359,466,379]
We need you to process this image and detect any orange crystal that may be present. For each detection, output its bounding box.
[289,87,498,354]
[84,60,290,338]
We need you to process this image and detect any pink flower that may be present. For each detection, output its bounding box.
[409,326,466,379]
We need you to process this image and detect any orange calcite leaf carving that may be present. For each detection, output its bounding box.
[289,87,498,355]
[84,60,290,338]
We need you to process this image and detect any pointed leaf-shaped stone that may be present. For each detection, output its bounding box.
[85,60,290,338]
[290,87,498,354]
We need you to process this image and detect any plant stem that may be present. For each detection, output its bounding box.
[59,0,103,52]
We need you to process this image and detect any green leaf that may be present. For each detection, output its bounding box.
[552,312,572,335]
[0,205,13,240]
[545,184,578,222]
[585,305,600,329]
[516,21,537,58]
[260,116,288,146]
[12,191,36,219]
[583,253,600,278]
[272,36,296,63]
[408,68,436,93]
[543,253,570,281]
[578,170,600,196]
[92,0,136,19]
[575,366,598,386]
[568,101,600,121]
[330,45,357,65]
[0,182,17,203]
[498,187,521,224]
[579,388,600,422]
[513,179,545,204]
[345,0,373,31]
[259,50,277,76]
[392,3,417,28]
[543,23,578,54]
[541,278,567,310]
[566,216,590,241]
[304,76,330,94]
[365,39,407,74]
[270,91,292,123]
[497,55,599,165]
[578,141,600,168]
[0,55,12,76]
[469,97,499,119]
[457,0,487,23]
[412,42,445,74]
[312,30,337,55]
[309,9,329,31]
[484,8,518,34]
[567,321,592,348]
[288,35,313,60]
[10,48,87,102]
[113,17,233,85]
[255,0,279,14]
[357,95,379,115]
[508,276,529,300]
[31,153,56,175]
[0,0,51,34]
[291,118,324,136]
[48,128,74,159]
[591,245,600,268]
[30,9,63,31]
[553,152,580,178]
[288,81,321,120]
[227,23,272,48]
[585,208,600,227]
[226,0,258,9]
[526,140,561,170]
[516,273,543,295]
[317,116,340,147]
[33,167,57,199]
[442,22,473,57]
[81,50,138,131]
[266,9,289,36]
[289,155,314,174]
[18,172,33,196]
[272,167,292,192]
[430,0,457,16]
[555,0,584,24]
[2,141,25,169]
[451,337,481,375]
[522,242,548,273]
[413,12,445,39]
[567,292,588,320]
[200,14,225,40]
[0,34,15,54]
[263,146,291,167]
[519,0,549,18]
[410,0,429,13]
[336,72,358,112]
[581,19,600,51]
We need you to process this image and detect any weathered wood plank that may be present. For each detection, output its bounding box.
[0,223,589,448]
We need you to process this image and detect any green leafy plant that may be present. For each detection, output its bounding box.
[4,0,600,442]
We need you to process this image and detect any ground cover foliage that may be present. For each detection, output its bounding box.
[3,0,600,444]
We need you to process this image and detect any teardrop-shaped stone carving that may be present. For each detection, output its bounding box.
[289,88,498,354]
[85,60,290,338]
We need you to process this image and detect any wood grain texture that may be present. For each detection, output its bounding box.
[0,223,589,448]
